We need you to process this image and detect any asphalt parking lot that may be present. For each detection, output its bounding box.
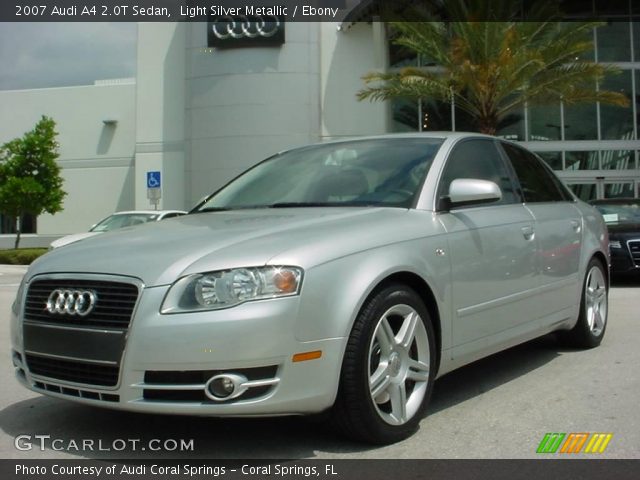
[1,264,638,460]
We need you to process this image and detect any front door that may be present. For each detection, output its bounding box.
[436,139,539,352]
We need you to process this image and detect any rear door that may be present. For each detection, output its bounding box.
[500,142,582,325]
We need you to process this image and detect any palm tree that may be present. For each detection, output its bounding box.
[357,1,629,135]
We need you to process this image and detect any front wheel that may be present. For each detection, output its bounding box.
[559,258,608,348]
[331,284,436,444]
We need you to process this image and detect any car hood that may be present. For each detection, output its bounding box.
[28,208,433,287]
[606,222,640,235]
[49,231,101,249]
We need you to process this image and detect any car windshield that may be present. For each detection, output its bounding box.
[196,138,443,211]
[90,213,158,232]
[593,201,640,224]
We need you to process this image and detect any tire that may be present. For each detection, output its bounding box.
[559,257,608,348]
[331,284,436,444]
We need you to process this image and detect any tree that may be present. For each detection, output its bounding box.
[0,116,66,249]
[357,0,630,135]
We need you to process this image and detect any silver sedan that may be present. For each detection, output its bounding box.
[10,133,609,444]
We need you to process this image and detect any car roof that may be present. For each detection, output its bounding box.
[275,132,495,154]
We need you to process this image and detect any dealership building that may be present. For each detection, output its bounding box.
[1,12,640,245]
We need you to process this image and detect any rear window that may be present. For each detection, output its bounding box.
[501,143,571,203]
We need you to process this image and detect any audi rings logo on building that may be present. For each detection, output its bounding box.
[208,15,285,48]
[46,289,97,317]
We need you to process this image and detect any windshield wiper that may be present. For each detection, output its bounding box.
[194,207,234,213]
[195,202,381,213]
[268,201,378,208]
[195,205,270,213]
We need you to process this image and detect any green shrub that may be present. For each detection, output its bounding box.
[0,248,47,265]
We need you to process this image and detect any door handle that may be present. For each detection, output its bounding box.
[570,220,581,233]
[521,226,535,241]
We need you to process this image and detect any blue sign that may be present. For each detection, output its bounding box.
[147,171,161,189]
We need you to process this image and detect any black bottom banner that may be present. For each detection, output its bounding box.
[4,459,640,480]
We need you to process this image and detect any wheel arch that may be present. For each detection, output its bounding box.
[591,250,610,287]
[364,271,442,374]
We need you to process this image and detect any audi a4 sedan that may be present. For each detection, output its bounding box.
[10,133,609,444]
[591,198,640,276]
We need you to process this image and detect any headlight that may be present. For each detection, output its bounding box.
[160,266,303,314]
[609,240,622,249]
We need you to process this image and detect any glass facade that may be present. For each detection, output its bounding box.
[389,15,640,199]
[0,214,37,236]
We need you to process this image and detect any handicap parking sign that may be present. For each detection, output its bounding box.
[147,171,161,189]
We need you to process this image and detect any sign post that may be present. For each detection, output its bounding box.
[146,171,161,210]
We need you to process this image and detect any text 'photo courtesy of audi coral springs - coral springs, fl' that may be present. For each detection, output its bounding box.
[10,133,610,444]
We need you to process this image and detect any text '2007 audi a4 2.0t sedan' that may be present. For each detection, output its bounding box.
[10,133,610,444]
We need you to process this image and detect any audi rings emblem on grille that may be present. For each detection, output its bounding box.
[211,15,281,39]
[46,289,97,317]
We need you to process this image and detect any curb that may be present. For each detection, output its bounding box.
[0,264,29,273]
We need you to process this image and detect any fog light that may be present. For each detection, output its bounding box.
[204,373,249,401]
[210,377,235,398]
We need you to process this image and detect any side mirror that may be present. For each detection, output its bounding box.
[440,178,502,211]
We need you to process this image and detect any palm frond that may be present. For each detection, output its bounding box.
[356,0,629,133]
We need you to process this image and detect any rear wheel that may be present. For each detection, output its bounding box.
[331,284,436,444]
[560,258,608,348]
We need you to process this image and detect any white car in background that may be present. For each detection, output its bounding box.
[49,210,186,249]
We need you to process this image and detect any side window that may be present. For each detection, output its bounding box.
[438,139,517,206]
[501,143,568,203]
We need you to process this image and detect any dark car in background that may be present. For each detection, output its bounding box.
[591,198,640,276]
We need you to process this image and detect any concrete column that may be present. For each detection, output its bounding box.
[134,23,187,210]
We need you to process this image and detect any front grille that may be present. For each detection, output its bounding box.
[24,279,139,329]
[32,380,120,402]
[629,240,640,267]
[26,354,119,387]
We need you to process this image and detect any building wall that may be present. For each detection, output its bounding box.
[320,22,389,139]
[0,82,136,239]
[183,22,322,206]
[134,23,186,212]
[1,21,391,244]
[183,21,388,206]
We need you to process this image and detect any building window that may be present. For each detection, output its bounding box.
[633,22,640,61]
[391,98,420,132]
[423,99,452,131]
[568,183,598,201]
[384,17,640,200]
[496,106,525,141]
[0,214,37,235]
[537,152,563,170]
[597,21,631,62]
[604,182,635,198]
[564,103,599,141]
[565,151,600,170]
[528,104,562,141]
[601,150,636,169]
[600,70,634,140]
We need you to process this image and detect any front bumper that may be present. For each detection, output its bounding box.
[11,281,346,416]
[609,237,640,275]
